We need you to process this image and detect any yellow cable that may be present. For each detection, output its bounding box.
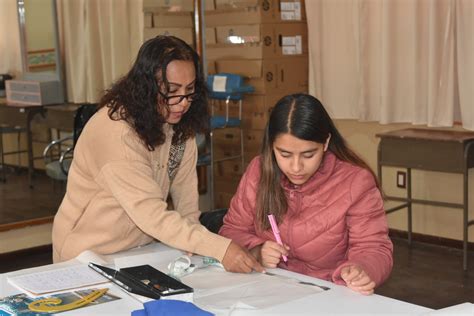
[27,288,108,313]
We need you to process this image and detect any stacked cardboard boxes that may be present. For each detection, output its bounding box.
[142,1,218,204]
[143,0,216,48]
[206,0,308,208]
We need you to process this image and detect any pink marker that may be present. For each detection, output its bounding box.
[268,214,288,263]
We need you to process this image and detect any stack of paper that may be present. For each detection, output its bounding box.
[7,265,109,296]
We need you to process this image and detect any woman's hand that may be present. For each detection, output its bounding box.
[340,264,376,295]
[221,241,265,273]
[253,241,289,268]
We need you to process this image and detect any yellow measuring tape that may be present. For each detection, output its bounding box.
[27,288,108,313]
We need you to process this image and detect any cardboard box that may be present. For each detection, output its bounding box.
[213,159,244,178]
[151,11,193,28]
[243,129,265,161]
[209,93,285,130]
[212,129,243,161]
[6,79,64,106]
[216,24,260,43]
[214,177,240,192]
[215,0,261,8]
[207,0,305,25]
[206,27,217,44]
[244,150,260,164]
[244,93,283,112]
[213,190,236,209]
[215,23,307,57]
[144,0,193,11]
[143,0,215,11]
[213,128,242,146]
[242,93,284,129]
[206,43,266,59]
[205,59,216,75]
[144,27,194,45]
[215,57,309,94]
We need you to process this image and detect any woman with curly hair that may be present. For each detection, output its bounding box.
[52,36,263,273]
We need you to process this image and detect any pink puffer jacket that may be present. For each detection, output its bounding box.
[219,151,393,287]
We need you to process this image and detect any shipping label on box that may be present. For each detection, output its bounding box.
[281,35,302,55]
[280,0,303,21]
[264,23,306,57]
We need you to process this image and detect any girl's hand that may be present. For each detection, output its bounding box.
[340,264,376,295]
[259,241,290,268]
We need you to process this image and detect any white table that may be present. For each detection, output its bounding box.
[1,243,434,316]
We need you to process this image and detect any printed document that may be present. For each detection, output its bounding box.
[7,265,109,296]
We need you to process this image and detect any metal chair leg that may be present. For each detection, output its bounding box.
[16,130,22,169]
[0,131,5,182]
[407,168,412,245]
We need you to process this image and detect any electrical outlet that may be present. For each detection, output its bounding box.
[397,171,406,188]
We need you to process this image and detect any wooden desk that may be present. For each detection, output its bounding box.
[376,128,474,270]
[42,104,80,132]
[0,102,80,187]
[0,102,45,187]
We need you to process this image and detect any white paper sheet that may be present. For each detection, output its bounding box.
[184,267,325,310]
[76,249,109,265]
[114,249,183,272]
[7,265,109,296]
[212,76,227,92]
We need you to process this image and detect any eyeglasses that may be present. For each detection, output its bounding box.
[159,91,196,106]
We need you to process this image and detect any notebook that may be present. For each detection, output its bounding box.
[7,265,109,296]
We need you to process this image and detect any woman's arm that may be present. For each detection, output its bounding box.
[332,169,393,288]
[219,158,267,250]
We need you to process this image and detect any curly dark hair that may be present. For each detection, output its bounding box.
[98,36,209,150]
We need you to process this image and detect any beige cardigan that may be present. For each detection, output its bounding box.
[52,108,231,262]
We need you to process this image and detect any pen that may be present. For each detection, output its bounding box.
[88,263,133,292]
[268,214,288,263]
